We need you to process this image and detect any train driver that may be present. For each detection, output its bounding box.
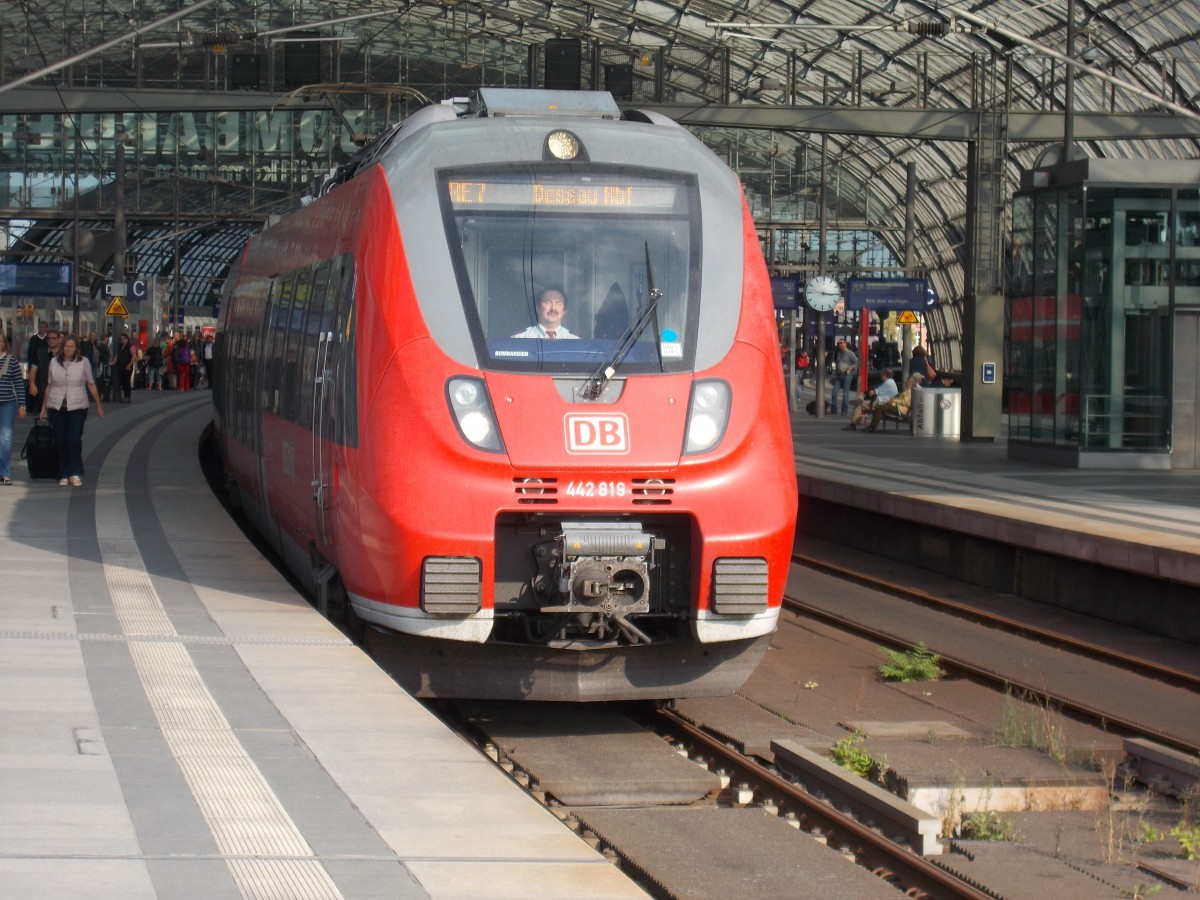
[512,287,579,340]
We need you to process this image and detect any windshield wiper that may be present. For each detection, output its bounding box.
[583,243,662,400]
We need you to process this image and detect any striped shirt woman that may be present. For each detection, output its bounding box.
[0,331,28,484]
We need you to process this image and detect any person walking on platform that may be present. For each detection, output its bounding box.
[95,332,113,401]
[162,334,175,390]
[144,340,163,390]
[189,336,202,390]
[174,337,192,391]
[201,333,215,389]
[24,320,49,413]
[831,338,858,416]
[0,331,28,485]
[25,327,60,417]
[912,345,937,383]
[796,348,810,391]
[116,333,135,403]
[40,333,104,487]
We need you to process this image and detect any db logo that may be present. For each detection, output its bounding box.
[565,414,629,454]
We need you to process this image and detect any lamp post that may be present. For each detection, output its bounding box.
[72,132,81,336]
[108,127,130,399]
[62,126,93,338]
[1064,0,1076,161]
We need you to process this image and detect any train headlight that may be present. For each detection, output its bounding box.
[447,376,505,454]
[683,379,731,456]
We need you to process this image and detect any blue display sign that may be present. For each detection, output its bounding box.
[770,275,800,310]
[0,263,73,297]
[845,277,930,312]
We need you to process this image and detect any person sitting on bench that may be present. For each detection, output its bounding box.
[844,368,897,430]
[865,373,923,432]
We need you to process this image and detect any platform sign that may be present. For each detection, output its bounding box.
[845,277,929,312]
[981,362,996,384]
[770,275,800,310]
[105,296,130,318]
[0,262,72,297]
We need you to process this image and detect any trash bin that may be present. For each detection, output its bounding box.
[913,387,961,437]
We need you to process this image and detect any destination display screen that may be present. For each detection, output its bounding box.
[446,177,683,212]
[0,263,73,297]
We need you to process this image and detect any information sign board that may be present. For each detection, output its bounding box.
[0,263,72,297]
[770,275,800,310]
[845,277,929,312]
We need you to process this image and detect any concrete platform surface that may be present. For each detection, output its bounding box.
[0,393,645,900]
[790,395,1200,587]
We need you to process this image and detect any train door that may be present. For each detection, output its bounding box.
[256,275,291,543]
[252,279,276,526]
[313,256,352,545]
[313,325,334,545]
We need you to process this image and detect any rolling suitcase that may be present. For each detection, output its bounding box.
[21,423,59,481]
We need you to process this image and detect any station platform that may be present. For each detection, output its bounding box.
[788,386,1200,638]
[0,393,645,900]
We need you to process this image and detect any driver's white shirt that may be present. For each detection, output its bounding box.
[511,323,577,339]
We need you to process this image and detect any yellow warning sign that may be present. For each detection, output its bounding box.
[896,309,919,325]
[105,296,130,317]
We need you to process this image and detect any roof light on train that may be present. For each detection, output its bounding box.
[446,376,506,454]
[683,379,731,456]
[546,130,580,160]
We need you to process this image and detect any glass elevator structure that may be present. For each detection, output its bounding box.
[1008,159,1200,469]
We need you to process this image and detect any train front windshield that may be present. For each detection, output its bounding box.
[439,166,700,373]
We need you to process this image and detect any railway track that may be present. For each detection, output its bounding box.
[647,705,996,900]
[792,550,1200,694]
[789,550,1200,756]
[417,548,1200,899]
[440,698,999,899]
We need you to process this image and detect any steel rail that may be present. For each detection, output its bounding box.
[654,706,998,900]
[791,550,1200,693]
[786,557,1200,755]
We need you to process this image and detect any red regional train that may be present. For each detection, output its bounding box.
[213,89,797,701]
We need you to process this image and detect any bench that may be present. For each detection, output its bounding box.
[878,405,912,432]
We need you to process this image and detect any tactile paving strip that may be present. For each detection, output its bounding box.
[93,421,342,900]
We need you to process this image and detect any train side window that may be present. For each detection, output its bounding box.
[221,327,236,441]
[334,255,358,449]
[237,327,253,447]
[228,325,242,445]
[243,326,258,448]
[282,269,312,423]
[316,257,345,445]
[266,275,293,416]
[297,262,330,430]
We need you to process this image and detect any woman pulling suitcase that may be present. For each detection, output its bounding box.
[40,333,105,487]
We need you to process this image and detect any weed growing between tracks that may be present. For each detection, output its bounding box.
[877,641,944,683]
[992,687,1070,763]
[958,809,1019,841]
[830,730,875,779]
